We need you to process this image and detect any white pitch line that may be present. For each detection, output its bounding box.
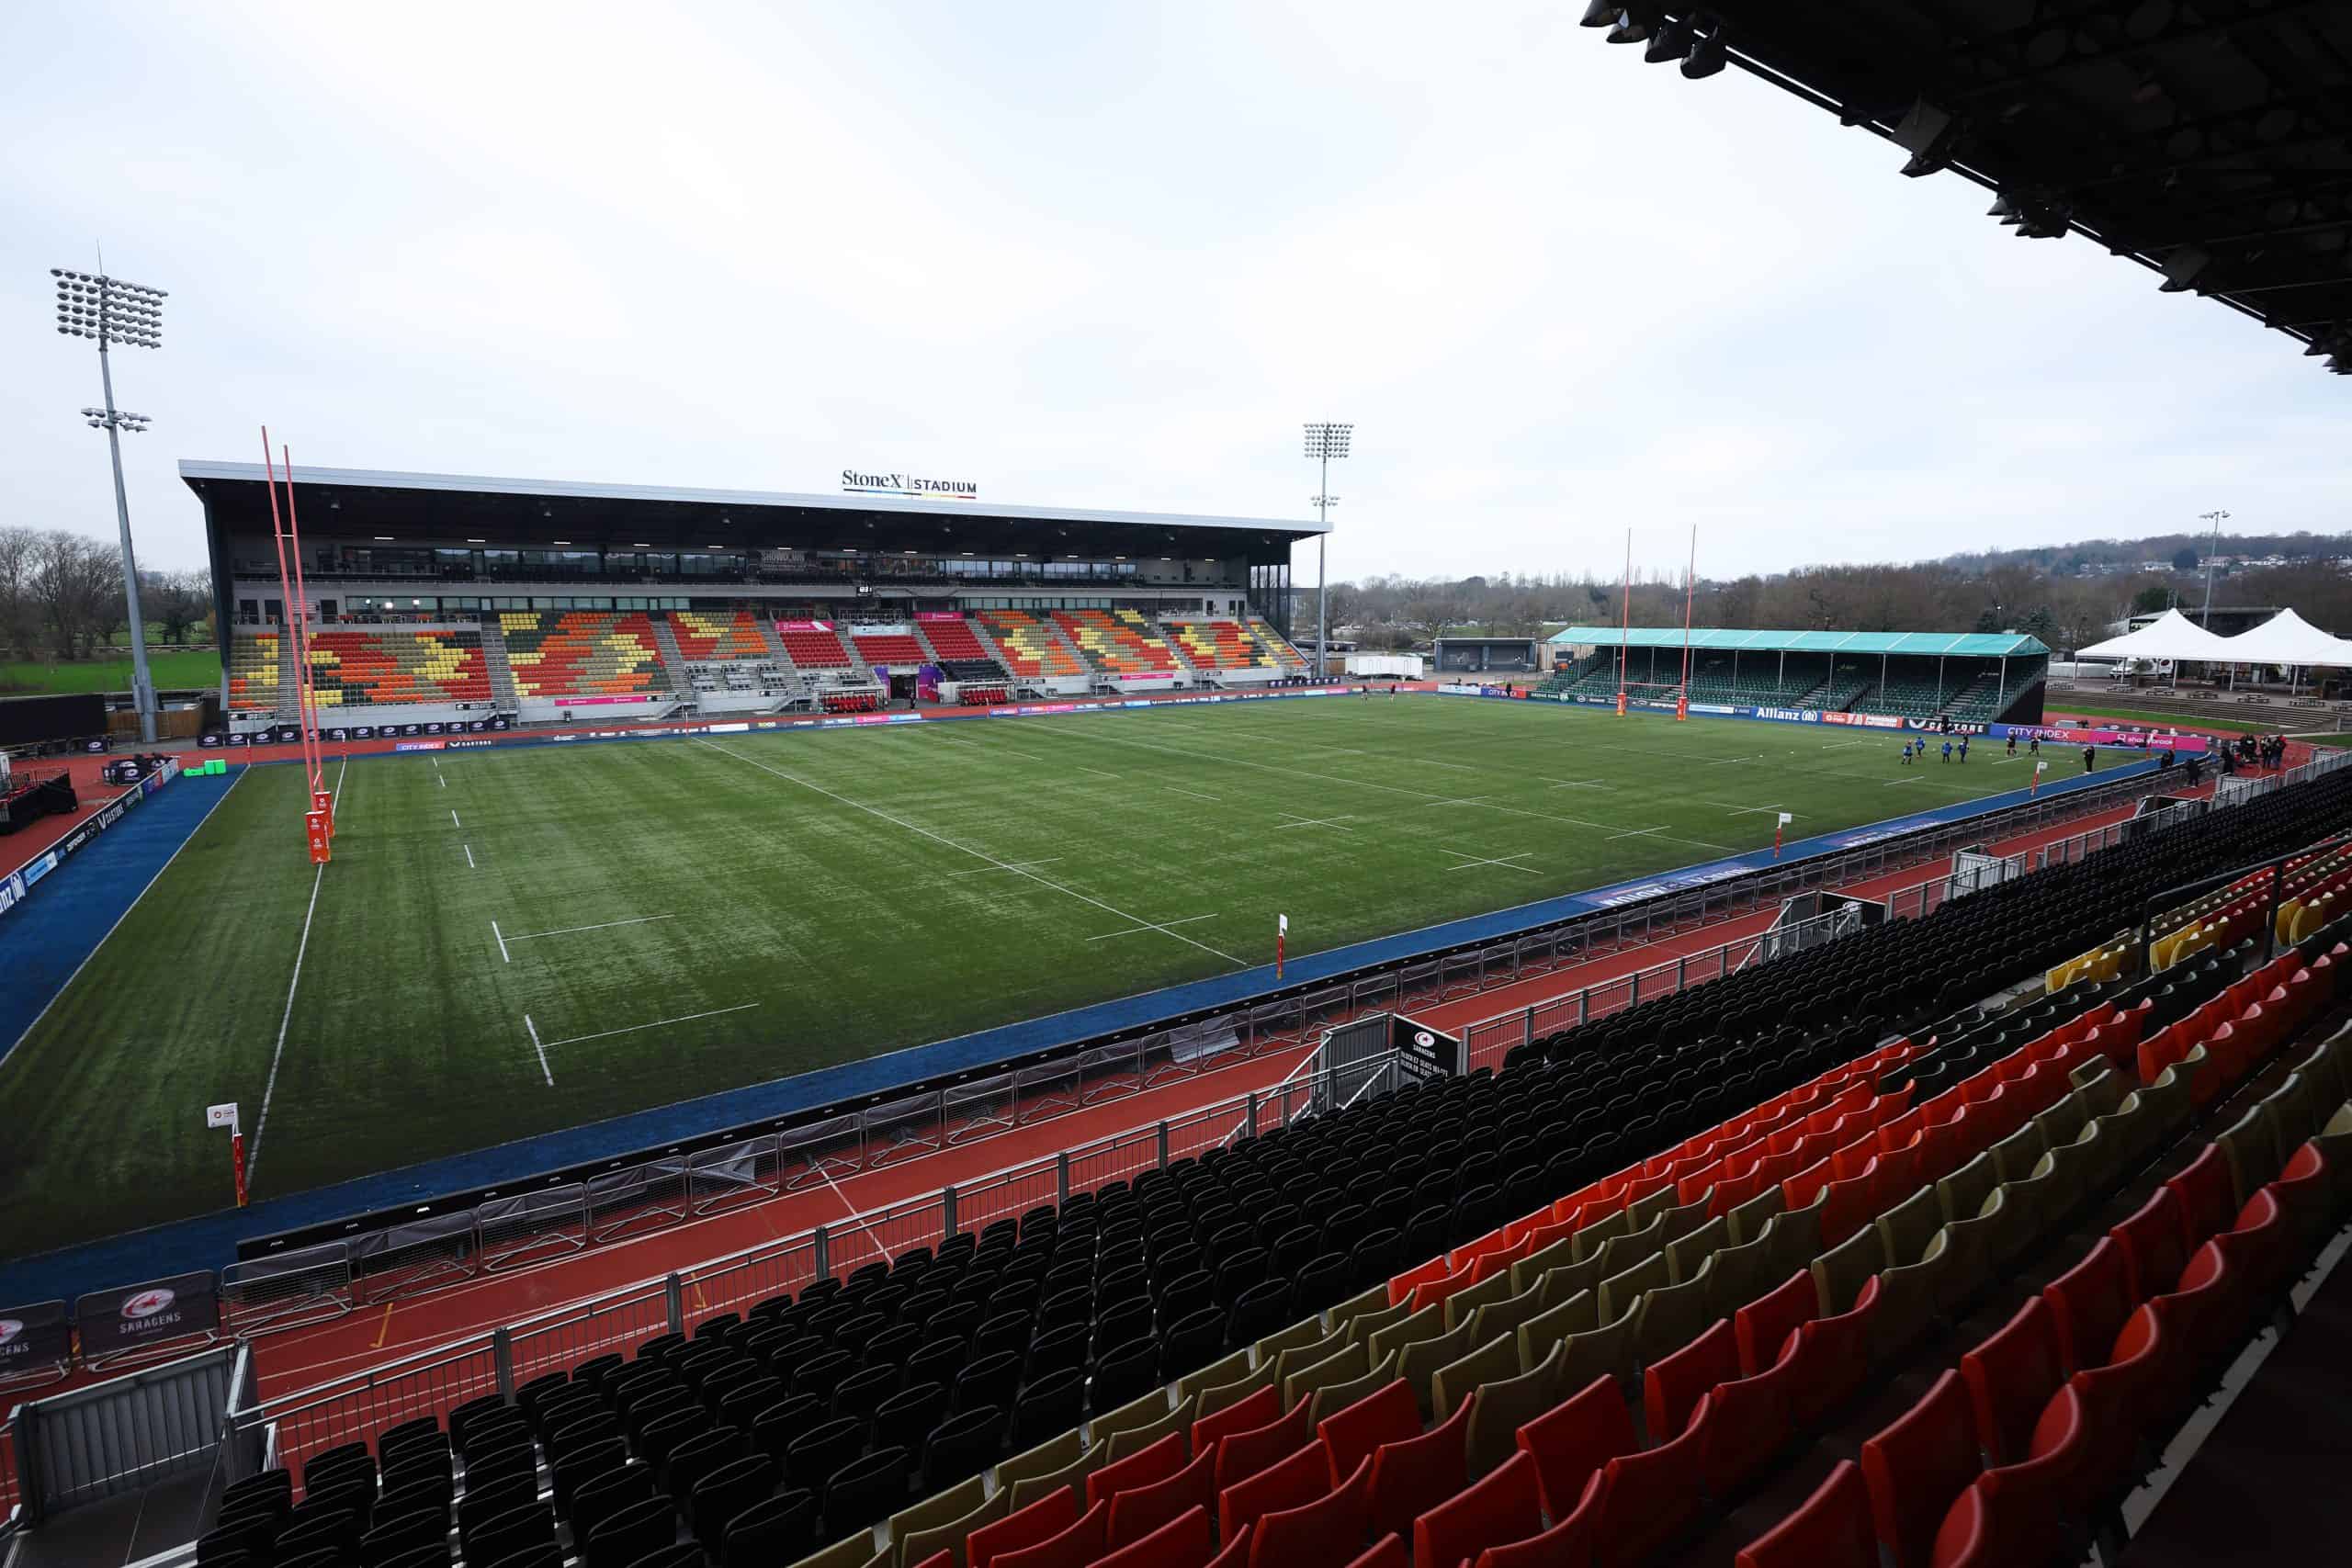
[249,755,345,1180]
[437,773,446,789]
[1078,767,1119,780]
[1276,814,1355,831]
[1607,824,1674,840]
[524,1014,553,1086]
[1713,804,1791,818]
[450,808,461,829]
[694,739,1250,966]
[506,914,678,943]
[1441,849,1540,874]
[537,1002,761,1052]
[1163,786,1220,802]
[1420,795,1488,809]
[1884,776,1928,786]
[492,919,510,964]
[1090,912,1221,942]
[464,843,475,870]
[948,857,1066,878]
[1417,758,1477,772]
[1544,778,1607,789]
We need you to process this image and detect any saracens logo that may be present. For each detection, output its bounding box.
[0,1318,22,1346]
[121,1288,176,1320]
[1412,1031,1436,1050]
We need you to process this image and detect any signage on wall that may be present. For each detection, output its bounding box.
[842,469,978,501]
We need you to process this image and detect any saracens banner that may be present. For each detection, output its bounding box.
[72,1270,220,1357]
[0,1299,72,1375]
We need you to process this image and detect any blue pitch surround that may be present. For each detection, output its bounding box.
[0,700,2161,1303]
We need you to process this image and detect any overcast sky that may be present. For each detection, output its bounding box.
[5,1,2344,586]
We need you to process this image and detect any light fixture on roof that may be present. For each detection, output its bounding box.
[52,259,167,741]
[1893,99,1962,178]
[550,539,571,546]
[633,542,651,548]
[2159,246,2211,293]
[1679,12,1727,77]
[466,537,487,544]
[374,535,394,541]
[1643,14,1691,62]
[1603,9,1653,44]
[1577,0,1622,24]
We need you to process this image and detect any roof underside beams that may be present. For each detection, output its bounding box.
[1581,2,2352,375]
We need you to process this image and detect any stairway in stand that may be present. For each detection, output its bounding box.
[478,618,522,711]
[647,614,693,690]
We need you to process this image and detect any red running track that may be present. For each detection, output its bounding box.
[0,757,144,880]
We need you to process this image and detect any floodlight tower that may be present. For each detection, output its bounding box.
[2197,509,2231,628]
[54,265,168,743]
[1303,422,1351,677]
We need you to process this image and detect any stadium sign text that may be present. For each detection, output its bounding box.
[842,469,978,501]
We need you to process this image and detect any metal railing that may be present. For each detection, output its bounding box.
[6,1346,241,1529]
[222,1055,1365,1466]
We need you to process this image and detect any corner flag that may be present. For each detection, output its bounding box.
[1277,913,1288,978]
[1774,811,1792,859]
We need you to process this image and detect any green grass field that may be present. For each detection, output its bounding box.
[0,649,220,694]
[0,697,2142,1254]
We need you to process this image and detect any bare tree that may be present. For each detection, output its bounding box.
[30,530,126,661]
[0,525,41,660]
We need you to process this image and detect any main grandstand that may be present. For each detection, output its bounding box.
[183,462,1321,732]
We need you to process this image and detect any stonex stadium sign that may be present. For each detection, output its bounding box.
[842,469,978,501]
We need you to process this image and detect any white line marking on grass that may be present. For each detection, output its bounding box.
[1276,814,1355,831]
[1544,778,1606,789]
[506,914,678,943]
[492,919,510,964]
[464,843,475,870]
[249,755,344,1181]
[1417,758,1476,771]
[5,763,247,1063]
[537,1002,761,1052]
[524,1014,553,1086]
[1608,824,1673,840]
[695,739,1250,967]
[1883,776,1928,786]
[1163,786,1220,802]
[1712,804,1791,818]
[1421,795,1488,809]
[1090,913,1221,942]
[1442,849,1540,874]
[1078,767,1119,780]
[253,873,323,1181]
[1819,739,1874,750]
[438,773,446,788]
[947,857,1065,877]
[450,808,461,829]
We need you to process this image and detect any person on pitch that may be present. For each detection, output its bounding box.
[1958,736,1970,763]
[1941,739,1953,763]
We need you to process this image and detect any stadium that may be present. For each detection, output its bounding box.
[5,5,2352,1568]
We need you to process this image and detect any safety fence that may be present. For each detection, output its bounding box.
[3,1345,241,1529]
[219,1055,1369,1474]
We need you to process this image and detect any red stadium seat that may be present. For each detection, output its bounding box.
[2165,1145,2240,1254]
[995,1499,1109,1568]
[1098,1506,1216,1568]
[2041,1237,2133,1377]
[1515,1374,1636,1519]
[1345,1535,1407,1568]
[1976,1384,2093,1527]
[2109,1186,2188,1303]
[1193,1385,1282,1462]
[1091,1433,1189,1511]
[2070,1304,2168,1495]
[1591,1401,1709,1568]
[1734,1270,1816,1379]
[1218,1442,1327,1543]
[1779,1278,1877,1427]
[1702,1355,1792,1496]
[1318,1381,1420,1489]
[970,1488,1080,1568]
[1214,1398,1314,1494]
[1364,1389,1473,1540]
[1860,1371,1982,1568]
[1926,1477,2030,1568]
[1959,1297,2064,1470]
[1470,1472,1600,1568]
[1736,1460,1875,1568]
[1205,1525,1251,1568]
[1643,1317,1739,1440]
[1415,1450,1544,1568]
[2214,1186,2294,1303]
[1250,1456,1370,1568]
[1107,1446,1219,1551]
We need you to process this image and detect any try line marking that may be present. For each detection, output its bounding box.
[536,1002,760,1052]
[524,1014,553,1085]
[492,919,511,964]
[251,754,347,1181]
[1091,912,1220,942]
[506,914,677,943]
[948,857,1064,877]
[695,739,1250,967]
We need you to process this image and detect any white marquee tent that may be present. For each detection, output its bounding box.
[2076,608,2243,661]
[2214,608,2352,668]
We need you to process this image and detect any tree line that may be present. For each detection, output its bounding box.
[1327,549,2352,655]
[0,525,212,663]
